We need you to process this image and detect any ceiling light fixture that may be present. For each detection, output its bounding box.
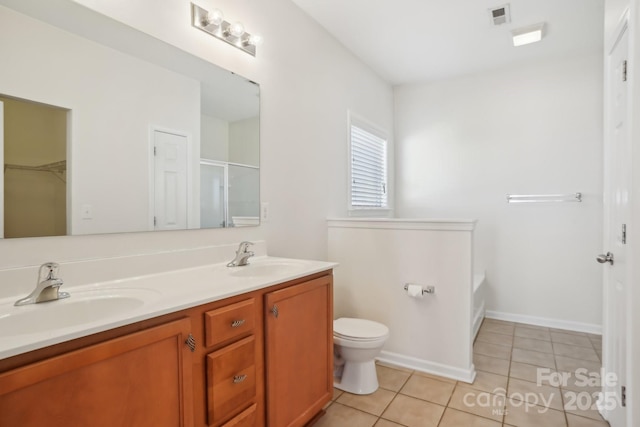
[511,22,545,47]
[191,3,262,56]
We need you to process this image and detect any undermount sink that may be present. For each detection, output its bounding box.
[0,288,160,337]
[228,261,307,278]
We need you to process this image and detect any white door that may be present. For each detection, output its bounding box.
[200,162,227,228]
[0,101,3,238]
[153,130,188,230]
[601,23,629,426]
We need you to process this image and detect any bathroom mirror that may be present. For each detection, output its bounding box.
[0,0,260,238]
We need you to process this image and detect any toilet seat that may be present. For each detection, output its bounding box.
[334,318,389,341]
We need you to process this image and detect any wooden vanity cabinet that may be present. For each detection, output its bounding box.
[0,318,194,427]
[265,275,334,427]
[203,298,259,427]
[0,270,333,427]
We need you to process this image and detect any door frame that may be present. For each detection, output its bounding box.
[0,100,4,238]
[148,125,193,231]
[602,9,632,425]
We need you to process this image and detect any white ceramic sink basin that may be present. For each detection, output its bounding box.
[229,261,307,278]
[0,288,160,336]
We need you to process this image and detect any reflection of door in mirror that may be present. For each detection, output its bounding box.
[152,129,189,231]
[200,161,227,229]
[1,95,67,238]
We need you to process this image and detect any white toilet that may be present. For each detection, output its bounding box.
[333,317,389,395]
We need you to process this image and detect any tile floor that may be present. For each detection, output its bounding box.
[317,318,609,427]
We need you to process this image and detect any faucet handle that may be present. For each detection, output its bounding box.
[238,241,254,252]
[38,262,60,283]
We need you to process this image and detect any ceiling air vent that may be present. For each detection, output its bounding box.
[489,4,511,26]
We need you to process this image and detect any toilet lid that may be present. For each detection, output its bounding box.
[334,318,389,340]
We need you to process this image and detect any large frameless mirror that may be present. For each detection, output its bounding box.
[0,0,260,238]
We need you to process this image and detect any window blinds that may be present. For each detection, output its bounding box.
[350,124,387,208]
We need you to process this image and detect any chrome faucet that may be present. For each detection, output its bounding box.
[227,241,255,267]
[14,262,70,306]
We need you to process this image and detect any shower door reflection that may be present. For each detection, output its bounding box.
[200,161,227,228]
[200,161,260,228]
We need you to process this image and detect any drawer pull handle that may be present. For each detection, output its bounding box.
[231,319,246,328]
[270,304,279,318]
[185,333,196,352]
[233,374,248,384]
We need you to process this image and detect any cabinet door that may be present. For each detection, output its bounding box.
[0,318,194,427]
[265,275,333,427]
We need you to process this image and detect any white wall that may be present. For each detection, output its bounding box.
[229,117,259,167]
[201,114,229,162]
[395,53,604,329]
[328,219,475,381]
[0,0,393,271]
[0,6,201,236]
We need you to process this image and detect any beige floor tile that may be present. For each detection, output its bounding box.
[507,377,564,410]
[476,331,514,347]
[481,322,515,336]
[562,390,607,421]
[514,326,552,341]
[474,354,510,376]
[513,336,554,354]
[515,323,550,331]
[553,343,600,362]
[337,388,396,416]
[551,327,587,335]
[332,388,343,401]
[448,384,505,422]
[474,341,512,360]
[483,319,516,327]
[376,364,411,392]
[510,361,557,386]
[565,406,607,422]
[381,394,445,427]
[566,413,610,426]
[555,356,601,377]
[373,419,404,427]
[314,402,378,427]
[412,370,457,384]
[376,360,413,373]
[438,407,501,427]
[512,348,557,369]
[504,401,567,427]
[467,370,508,394]
[551,332,593,348]
[399,374,455,406]
[589,337,603,351]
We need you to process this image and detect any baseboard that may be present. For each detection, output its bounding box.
[485,310,602,335]
[377,350,476,384]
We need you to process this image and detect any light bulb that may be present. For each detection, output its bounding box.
[207,8,224,26]
[229,22,245,38]
[248,34,264,47]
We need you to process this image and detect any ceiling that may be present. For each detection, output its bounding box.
[291,0,604,85]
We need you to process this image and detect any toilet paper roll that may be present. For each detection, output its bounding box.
[406,284,424,299]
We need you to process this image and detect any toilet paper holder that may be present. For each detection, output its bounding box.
[403,284,435,295]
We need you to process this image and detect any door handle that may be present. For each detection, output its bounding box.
[596,252,614,265]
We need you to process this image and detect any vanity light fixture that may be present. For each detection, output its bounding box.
[511,22,545,47]
[191,3,263,56]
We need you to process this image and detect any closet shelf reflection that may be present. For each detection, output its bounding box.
[4,160,67,183]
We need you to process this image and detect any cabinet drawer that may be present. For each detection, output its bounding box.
[220,403,257,427]
[207,336,256,426]
[205,298,255,347]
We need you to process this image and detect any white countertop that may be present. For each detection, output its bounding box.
[0,256,336,360]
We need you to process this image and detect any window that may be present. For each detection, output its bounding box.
[348,114,389,211]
